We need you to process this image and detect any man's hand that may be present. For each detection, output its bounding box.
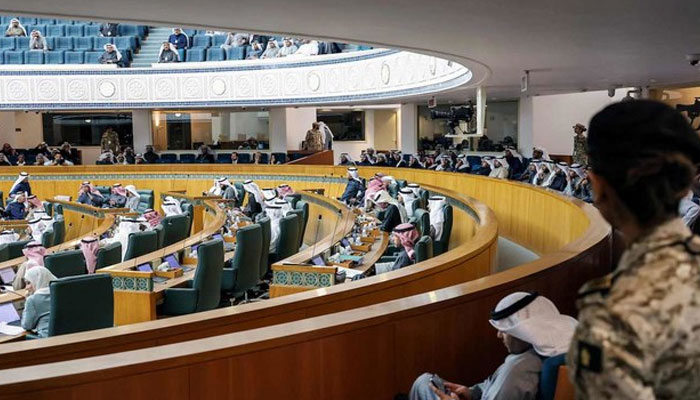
[444,382,469,399]
[430,385,459,400]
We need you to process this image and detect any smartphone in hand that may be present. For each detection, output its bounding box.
[430,374,450,394]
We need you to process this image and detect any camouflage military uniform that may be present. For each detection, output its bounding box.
[567,218,700,399]
[573,134,587,165]
[101,130,120,154]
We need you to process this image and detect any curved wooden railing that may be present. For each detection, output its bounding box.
[0,165,497,370]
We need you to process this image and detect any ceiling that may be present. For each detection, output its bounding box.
[1,0,699,103]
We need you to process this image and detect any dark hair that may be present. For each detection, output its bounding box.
[588,100,700,225]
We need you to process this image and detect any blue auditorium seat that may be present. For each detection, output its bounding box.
[159,153,178,163]
[45,51,65,64]
[28,24,46,35]
[216,153,231,163]
[177,48,185,61]
[272,152,287,164]
[44,37,55,50]
[16,37,29,49]
[93,37,112,49]
[84,25,100,36]
[46,25,65,37]
[225,47,245,60]
[179,154,196,163]
[4,51,23,64]
[183,29,196,38]
[136,26,148,38]
[24,51,44,64]
[84,51,102,64]
[74,37,93,50]
[207,48,225,61]
[259,153,269,164]
[186,48,206,62]
[66,24,84,37]
[118,24,138,37]
[192,35,211,48]
[1,17,15,24]
[212,34,227,47]
[0,37,15,50]
[238,153,251,163]
[37,18,56,25]
[55,19,72,25]
[114,36,134,51]
[65,51,85,64]
[22,17,37,25]
[54,37,74,51]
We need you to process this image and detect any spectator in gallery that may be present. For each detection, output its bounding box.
[28,30,48,51]
[168,28,189,50]
[134,154,146,164]
[34,142,51,157]
[5,18,26,37]
[232,33,249,48]
[0,153,12,166]
[252,152,263,164]
[246,41,264,59]
[269,154,281,165]
[1,143,16,157]
[319,121,333,150]
[143,145,159,163]
[230,152,240,164]
[59,142,74,163]
[123,147,136,164]
[101,127,120,153]
[277,37,298,57]
[99,22,119,37]
[15,154,26,166]
[49,152,74,166]
[303,122,324,152]
[261,39,279,59]
[294,39,319,56]
[195,145,215,163]
[34,153,48,166]
[219,32,236,50]
[158,42,180,63]
[98,44,125,67]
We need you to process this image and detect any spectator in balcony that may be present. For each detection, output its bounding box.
[233,33,249,48]
[158,42,180,63]
[142,145,159,164]
[123,147,136,164]
[59,142,74,163]
[15,153,26,167]
[229,152,239,165]
[195,145,215,163]
[168,28,188,50]
[277,38,298,57]
[252,152,264,164]
[28,30,48,51]
[96,150,115,165]
[246,41,264,59]
[1,143,16,157]
[33,153,48,166]
[98,44,125,67]
[5,18,26,37]
[0,153,12,166]
[219,32,235,50]
[48,152,74,166]
[34,142,50,157]
[294,39,319,57]
[338,153,355,166]
[489,157,509,179]
[303,122,324,152]
[476,157,492,176]
[358,153,373,166]
[99,22,119,37]
[261,39,279,59]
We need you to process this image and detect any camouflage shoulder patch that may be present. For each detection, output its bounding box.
[577,340,603,374]
[683,235,700,254]
[578,274,612,298]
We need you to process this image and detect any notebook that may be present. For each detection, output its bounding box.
[0,303,20,325]
[311,255,326,266]
[0,268,15,285]
[137,263,153,272]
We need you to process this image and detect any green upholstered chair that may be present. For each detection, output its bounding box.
[162,239,224,316]
[257,216,271,279]
[123,231,158,261]
[295,200,309,243]
[44,249,87,278]
[181,202,194,234]
[161,214,189,247]
[48,274,114,337]
[285,193,300,209]
[52,218,65,246]
[233,183,246,208]
[270,214,300,264]
[53,202,63,215]
[387,182,399,198]
[96,186,110,197]
[8,240,31,259]
[221,224,263,296]
[412,208,431,237]
[153,225,164,249]
[42,201,53,216]
[0,190,3,208]
[136,189,154,213]
[433,204,453,256]
[287,209,305,249]
[0,243,9,263]
[396,180,407,189]
[418,189,430,210]
[96,242,122,270]
[41,229,55,248]
[414,235,434,263]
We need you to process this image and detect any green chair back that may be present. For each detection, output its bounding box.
[256,216,271,279]
[181,202,195,234]
[153,225,164,249]
[0,244,9,263]
[53,203,63,215]
[42,201,53,216]
[285,194,300,209]
[193,239,224,311]
[52,218,65,246]
[41,229,55,248]
[136,190,154,213]
[287,210,305,249]
[412,208,431,237]
[419,189,430,209]
[222,224,263,294]
[96,242,122,270]
[123,231,158,261]
[0,190,3,208]
[44,249,87,278]
[296,200,309,242]
[162,214,189,247]
[414,235,434,263]
[388,182,399,198]
[7,240,31,259]
[272,214,300,263]
[96,186,111,197]
[433,204,453,256]
[48,274,113,337]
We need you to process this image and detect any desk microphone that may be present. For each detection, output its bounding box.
[310,215,322,258]
[325,209,343,256]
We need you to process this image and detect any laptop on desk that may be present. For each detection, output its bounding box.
[0,268,15,285]
[0,303,21,327]
[164,254,193,273]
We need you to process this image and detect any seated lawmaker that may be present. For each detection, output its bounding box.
[77,181,105,207]
[108,183,127,208]
[489,157,509,179]
[13,241,47,290]
[428,196,446,240]
[242,180,264,218]
[372,190,407,233]
[25,195,44,221]
[124,185,140,211]
[546,162,568,192]
[364,175,387,209]
[374,223,419,274]
[79,236,100,274]
[277,184,294,198]
[340,167,365,206]
[9,171,31,197]
[162,198,183,216]
[5,193,26,220]
[409,292,577,400]
[266,205,284,253]
[21,266,57,338]
[476,158,492,176]
[399,188,419,218]
[143,209,162,228]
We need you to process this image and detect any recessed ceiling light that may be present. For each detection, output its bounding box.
[85,119,91,123]
[174,112,182,117]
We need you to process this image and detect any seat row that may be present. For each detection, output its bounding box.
[152,152,287,164]
[181,47,248,62]
[1,17,147,38]
[0,36,139,52]
[0,49,132,65]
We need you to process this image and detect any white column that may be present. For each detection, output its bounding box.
[285,107,317,150]
[476,86,486,136]
[132,109,153,154]
[517,95,534,157]
[268,107,287,152]
[399,103,417,154]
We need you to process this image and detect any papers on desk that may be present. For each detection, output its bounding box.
[338,254,364,264]
[336,267,363,279]
[0,322,25,336]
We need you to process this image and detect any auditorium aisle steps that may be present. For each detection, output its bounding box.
[131,27,172,67]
